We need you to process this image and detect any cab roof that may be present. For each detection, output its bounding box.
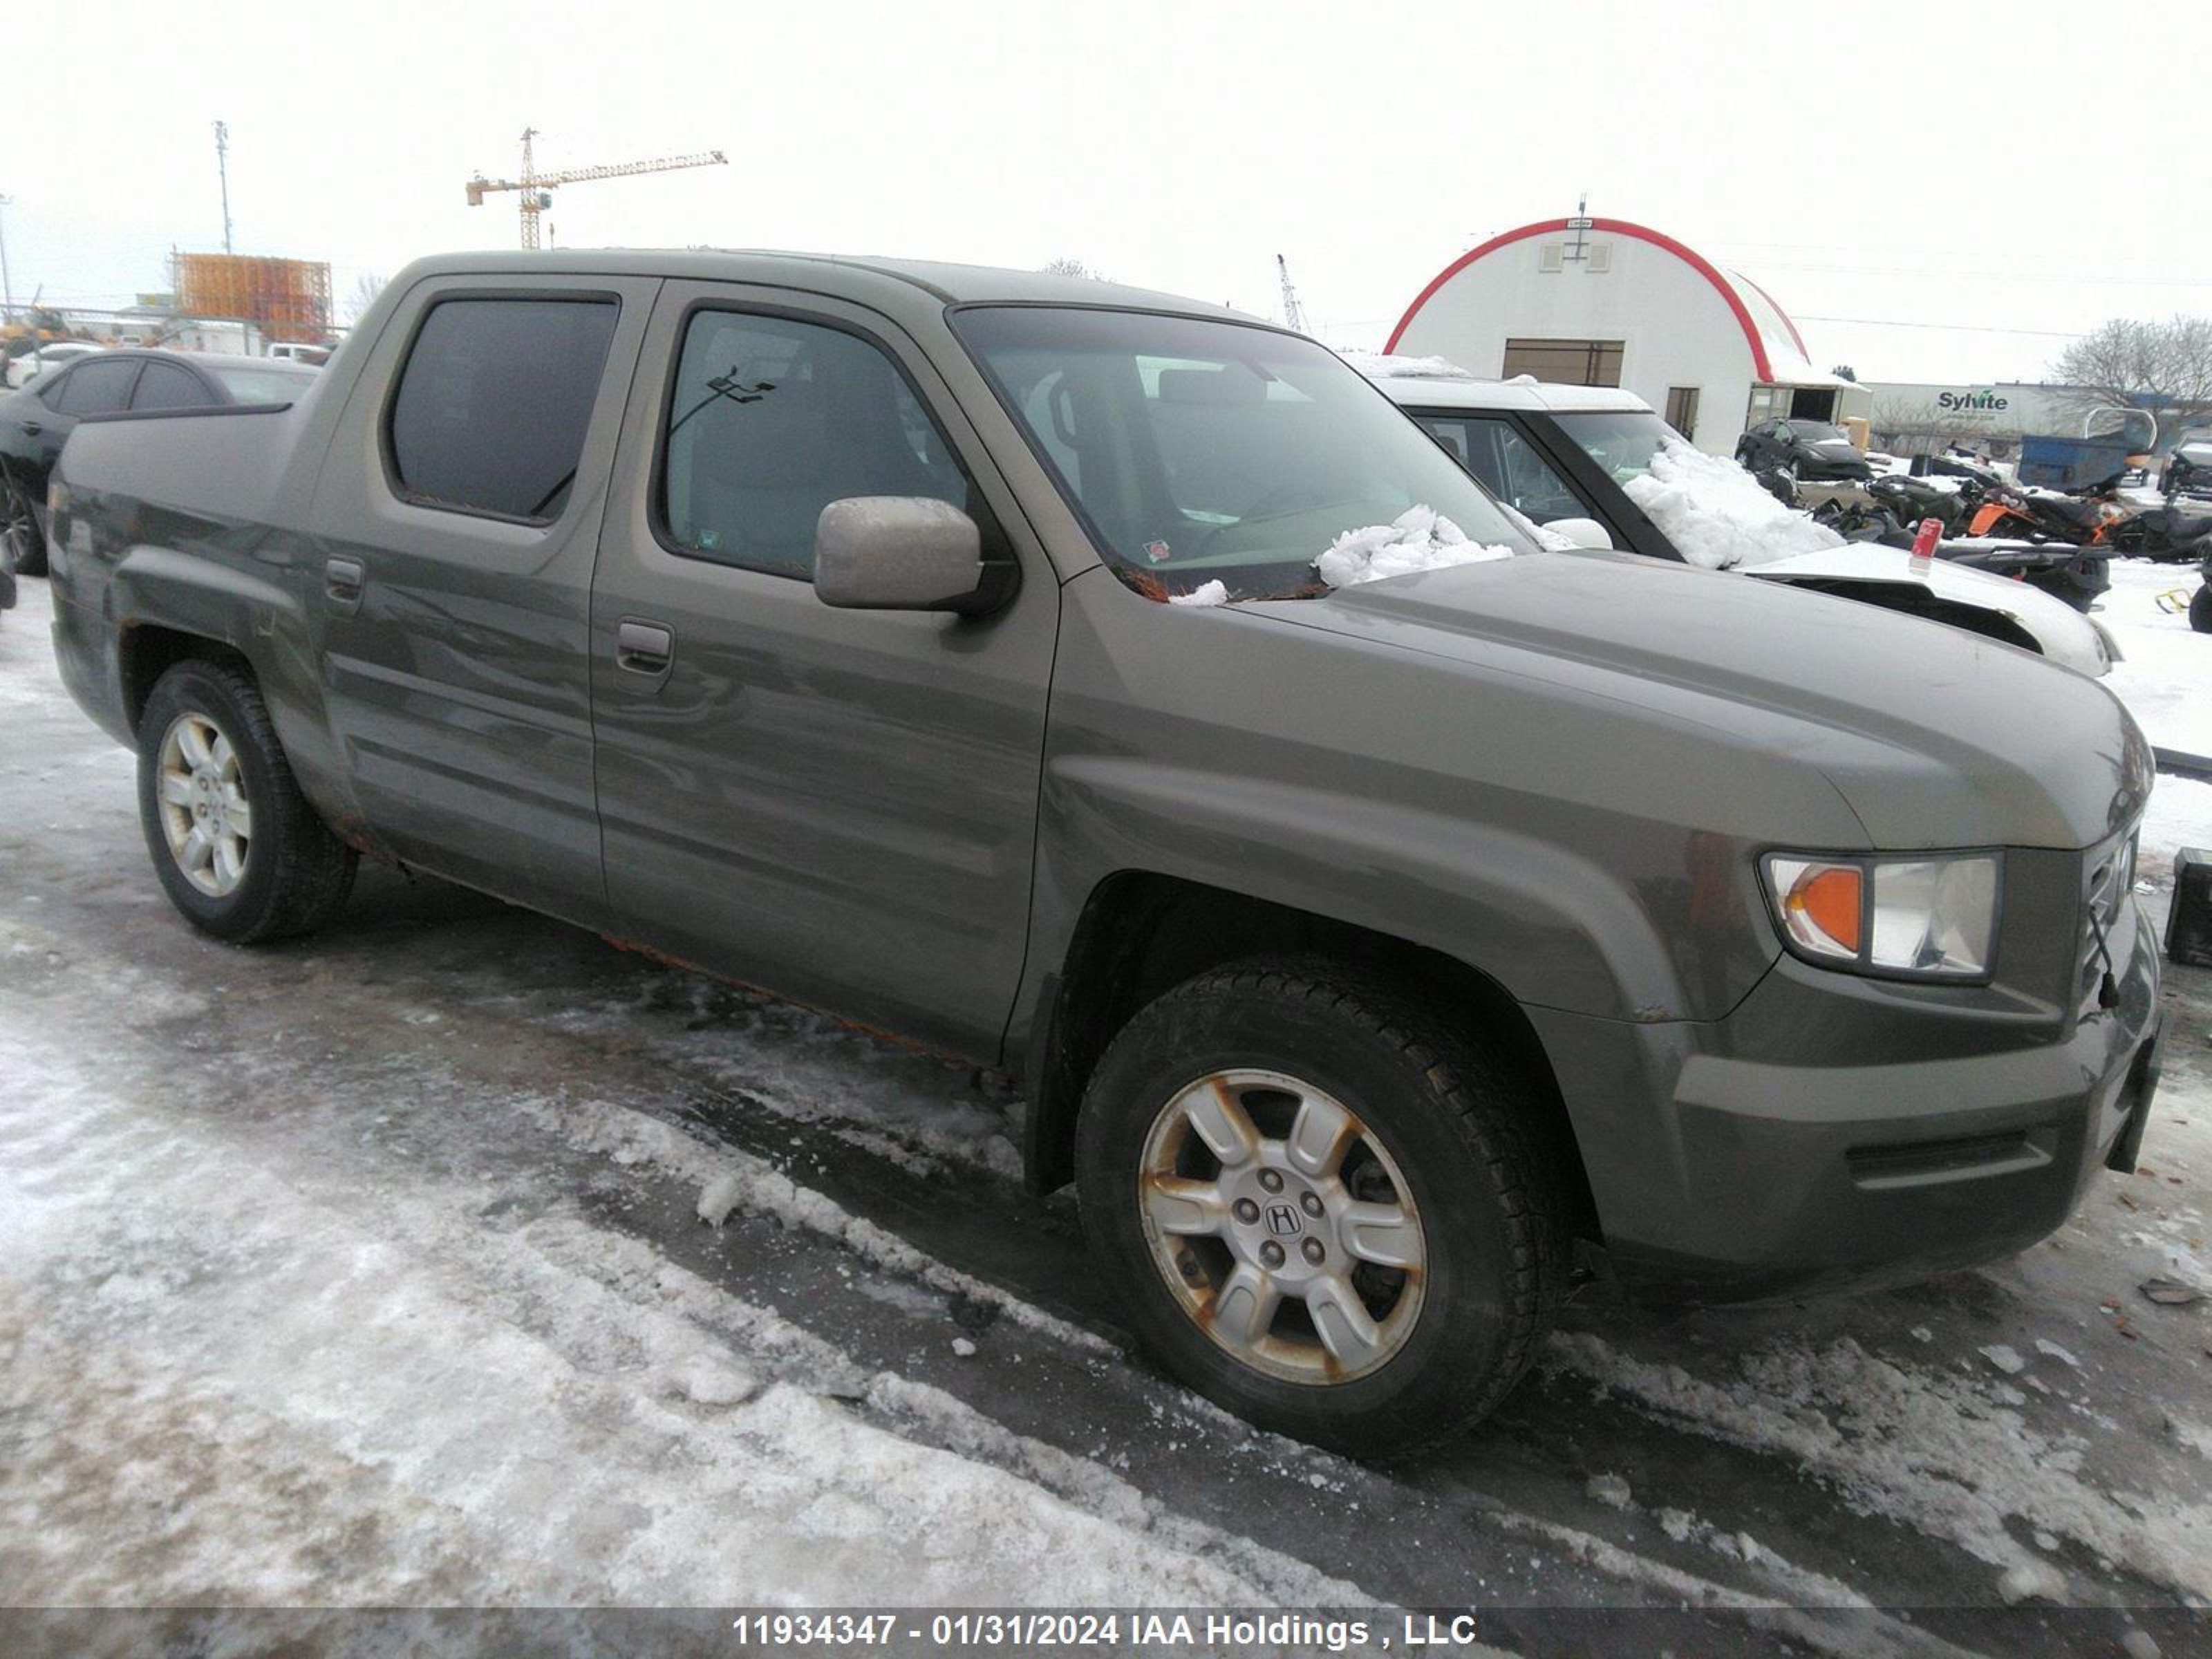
[390,248,1255,324]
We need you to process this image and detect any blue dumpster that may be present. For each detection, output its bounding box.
[2016,433,2137,491]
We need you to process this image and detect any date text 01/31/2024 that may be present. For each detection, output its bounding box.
[725,1612,1484,1650]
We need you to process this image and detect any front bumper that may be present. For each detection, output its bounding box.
[1528,886,2163,1302]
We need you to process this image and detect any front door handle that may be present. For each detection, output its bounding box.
[21,422,41,437]
[324,556,365,615]
[615,618,675,675]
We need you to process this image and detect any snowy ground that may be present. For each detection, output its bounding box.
[1,572,2207,1656]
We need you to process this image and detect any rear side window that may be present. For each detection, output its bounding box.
[131,362,215,411]
[56,358,140,416]
[658,310,968,578]
[386,296,618,523]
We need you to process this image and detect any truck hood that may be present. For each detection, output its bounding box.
[1255,552,2150,851]
[1743,544,2114,678]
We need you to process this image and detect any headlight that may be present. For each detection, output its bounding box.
[1762,852,1999,980]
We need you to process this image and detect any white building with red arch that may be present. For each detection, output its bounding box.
[1385,217,1869,454]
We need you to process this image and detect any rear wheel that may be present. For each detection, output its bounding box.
[2191,585,2212,634]
[1076,957,1569,1456]
[2,479,41,578]
[136,658,358,942]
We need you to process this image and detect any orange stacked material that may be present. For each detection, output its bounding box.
[174,254,332,343]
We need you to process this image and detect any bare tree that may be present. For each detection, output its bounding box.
[2050,315,2212,444]
[1040,256,1108,281]
[343,272,388,328]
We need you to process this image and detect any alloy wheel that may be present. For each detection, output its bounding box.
[1136,1067,1425,1385]
[155,711,254,897]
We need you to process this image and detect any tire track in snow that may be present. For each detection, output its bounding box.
[1544,1329,2212,1605]
[0,1011,1369,1609]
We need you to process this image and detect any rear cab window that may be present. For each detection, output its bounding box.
[384,296,619,523]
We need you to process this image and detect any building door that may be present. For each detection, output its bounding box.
[1664,386,1700,440]
[1501,338,1624,387]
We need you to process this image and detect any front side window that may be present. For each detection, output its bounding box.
[955,308,1533,600]
[659,310,969,578]
[386,296,618,522]
[131,361,215,411]
[56,358,140,416]
[1410,415,1586,523]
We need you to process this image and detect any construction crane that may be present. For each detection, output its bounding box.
[465,128,728,250]
[1276,254,1309,335]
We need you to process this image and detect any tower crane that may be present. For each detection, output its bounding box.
[465,128,728,250]
[1276,254,1309,335]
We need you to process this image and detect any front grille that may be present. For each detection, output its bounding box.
[2079,827,2137,1006]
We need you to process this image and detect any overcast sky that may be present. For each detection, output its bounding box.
[8,0,2205,384]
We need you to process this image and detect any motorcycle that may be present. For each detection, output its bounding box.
[1801,475,2108,612]
[2105,499,2212,564]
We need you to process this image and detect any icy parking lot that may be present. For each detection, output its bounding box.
[1,568,2207,1656]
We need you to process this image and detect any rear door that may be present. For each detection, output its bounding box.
[302,273,659,927]
[588,281,1058,1060]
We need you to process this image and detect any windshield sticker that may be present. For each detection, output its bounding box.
[1144,539,1172,564]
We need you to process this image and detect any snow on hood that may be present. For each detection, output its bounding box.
[1623,438,1847,570]
[1168,579,1229,607]
[1314,505,1515,587]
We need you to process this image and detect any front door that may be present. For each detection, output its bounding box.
[588,282,1058,1060]
[303,274,659,926]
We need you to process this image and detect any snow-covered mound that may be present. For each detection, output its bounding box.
[1315,505,1515,587]
[1624,439,1846,570]
[1336,349,1474,382]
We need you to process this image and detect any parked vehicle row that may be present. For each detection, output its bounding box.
[39,252,2165,1452]
[1357,363,2117,673]
[0,349,320,576]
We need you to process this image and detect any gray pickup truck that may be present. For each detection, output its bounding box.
[46,252,2164,1453]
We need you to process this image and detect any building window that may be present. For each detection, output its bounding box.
[1664,386,1700,438]
[1502,338,1623,388]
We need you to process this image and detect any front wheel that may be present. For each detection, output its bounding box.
[136,658,359,942]
[2191,585,2212,634]
[1076,957,1569,1456]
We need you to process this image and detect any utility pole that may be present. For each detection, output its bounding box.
[0,194,13,324]
[214,120,234,254]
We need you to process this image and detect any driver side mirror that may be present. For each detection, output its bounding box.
[1546,516,1615,551]
[814,496,1016,616]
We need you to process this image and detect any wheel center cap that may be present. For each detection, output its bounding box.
[1263,1201,1303,1237]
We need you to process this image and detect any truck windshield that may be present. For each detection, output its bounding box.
[1553,409,1671,485]
[953,306,1535,600]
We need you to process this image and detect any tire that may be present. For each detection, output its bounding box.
[2,478,43,578]
[135,657,358,943]
[1075,956,1569,1456]
[2191,585,2212,635]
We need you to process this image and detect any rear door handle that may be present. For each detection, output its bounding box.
[615,618,675,675]
[20,422,41,437]
[324,556,365,615]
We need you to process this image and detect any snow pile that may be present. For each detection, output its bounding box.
[1336,349,1472,382]
[1314,505,1515,588]
[1622,438,1846,569]
[1169,580,1229,608]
